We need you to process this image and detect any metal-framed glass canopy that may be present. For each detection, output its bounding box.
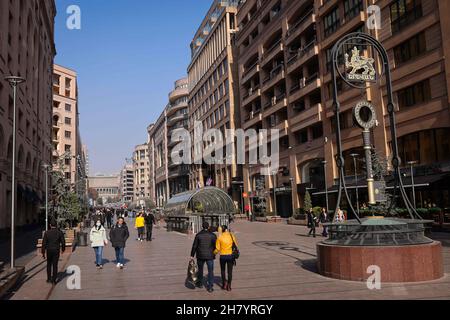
[164,187,235,217]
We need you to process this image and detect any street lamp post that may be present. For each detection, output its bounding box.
[240,185,244,215]
[42,164,50,231]
[289,177,295,217]
[407,161,418,209]
[272,171,277,214]
[322,160,329,214]
[350,153,360,215]
[5,76,26,269]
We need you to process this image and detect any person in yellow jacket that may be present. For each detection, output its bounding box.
[135,213,146,242]
[214,225,238,291]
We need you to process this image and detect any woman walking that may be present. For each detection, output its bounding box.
[135,212,146,242]
[110,217,130,269]
[215,225,238,291]
[90,219,108,269]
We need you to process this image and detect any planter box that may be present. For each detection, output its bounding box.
[268,216,284,223]
[0,267,25,299]
[287,218,307,226]
[255,217,268,223]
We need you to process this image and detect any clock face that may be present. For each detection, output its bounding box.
[353,101,377,130]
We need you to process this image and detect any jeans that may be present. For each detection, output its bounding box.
[197,259,214,289]
[115,247,125,265]
[46,250,60,283]
[220,255,234,285]
[93,246,103,265]
[137,227,145,239]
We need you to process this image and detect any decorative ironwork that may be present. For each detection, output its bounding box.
[326,33,431,246]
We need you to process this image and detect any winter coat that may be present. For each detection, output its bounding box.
[42,229,66,254]
[135,216,145,228]
[90,226,107,247]
[145,214,156,226]
[190,230,217,260]
[109,224,130,248]
[214,232,238,256]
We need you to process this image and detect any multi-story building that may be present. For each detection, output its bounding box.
[237,0,450,217]
[0,0,56,233]
[52,64,86,203]
[119,163,134,203]
[148,78,190,207]
[187,0,242,204]
[88,175,120,205]
[133,143,150,207]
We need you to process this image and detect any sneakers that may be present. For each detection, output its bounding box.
[120,264,124,269]
[116,263,121,268]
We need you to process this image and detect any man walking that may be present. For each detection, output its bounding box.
[190,222,217,293]
[307,209,317,238]
[144,211,156,241]
[106,209,113,229]
[42,220,66,285]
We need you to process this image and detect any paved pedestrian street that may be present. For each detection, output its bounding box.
[46,220,450,300]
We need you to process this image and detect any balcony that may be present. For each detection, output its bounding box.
[242,86,261,107]
[167,113,188,127]
[287,40,319,74]
[167,101,188,117]
[289,73,320,102]
[289,103,323,132]
[269,120,289,137]
[169,86,189,103]
[261,39,284,67]
[243,111,262,129]
[263,94,287,117]
[286,10,315,44]
[241,61,260,84]
[261,66,285,93]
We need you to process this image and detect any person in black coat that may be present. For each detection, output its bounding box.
[109,217,129,269]
[144,212,156,241]
[319,208,329,237]
[190,222,217,293]
[42,220,66,284]
[307,209,317,238]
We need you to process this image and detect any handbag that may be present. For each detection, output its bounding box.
[231,233,240,260]
[186,259,199,286]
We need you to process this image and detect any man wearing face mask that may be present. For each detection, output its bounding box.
[90,219,108,269]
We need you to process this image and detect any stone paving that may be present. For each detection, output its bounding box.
[43,219,450,300]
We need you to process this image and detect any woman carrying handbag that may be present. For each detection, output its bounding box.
[215,225,239,291]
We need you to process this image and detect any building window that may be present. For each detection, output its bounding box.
[397,79,431,109]
[65,131,72,139]
[390,0,423,34]
[324,7,340,38]
[296,129,308,144]
[311,123,324,140]
[65,104,72,112]
[65,145,71,152]
[394,32,426,65]
[65,117,72,125]
[344,0,363,20]
[65,172,71,180]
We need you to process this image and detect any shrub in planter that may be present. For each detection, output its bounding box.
[266,211,277,217]
[313,207,322,218]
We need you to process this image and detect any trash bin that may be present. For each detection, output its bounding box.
[77,232,88,247]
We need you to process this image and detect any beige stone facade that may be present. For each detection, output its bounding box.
[148,78,190,208]
[52,64,86,203]
[133,143,150,207]
[0,0,56,232]
[237,0,450,216]
[187,0,243,204]
[88,175,120,205]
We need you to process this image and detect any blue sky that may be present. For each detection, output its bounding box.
[54,0,212,175]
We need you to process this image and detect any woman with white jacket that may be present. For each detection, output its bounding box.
[90,219,108,269]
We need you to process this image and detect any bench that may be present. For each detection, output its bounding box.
[268,216,284,223]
